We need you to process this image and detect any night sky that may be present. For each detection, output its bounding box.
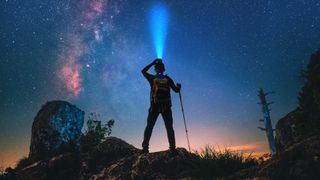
[1,0,320,166]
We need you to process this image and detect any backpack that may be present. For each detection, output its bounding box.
[152,76,171,103]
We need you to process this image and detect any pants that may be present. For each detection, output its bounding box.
[142,102,176,150]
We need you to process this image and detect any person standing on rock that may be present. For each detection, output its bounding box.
[141,59,181,155]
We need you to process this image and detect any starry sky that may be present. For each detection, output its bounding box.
[1,0,320,167]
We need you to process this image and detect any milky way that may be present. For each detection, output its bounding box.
[57,0,124,97]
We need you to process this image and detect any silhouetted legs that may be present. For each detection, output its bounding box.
[142,103,176,151]
[142,106,160,150]
[161,108,176,150]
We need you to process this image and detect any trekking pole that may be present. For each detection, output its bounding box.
[178,91,191,152]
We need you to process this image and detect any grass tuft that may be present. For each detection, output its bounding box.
[191,145,259,178]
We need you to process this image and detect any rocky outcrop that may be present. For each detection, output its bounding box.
[275,107,320,152]
[257,135,320,179]
[29,101,84,159]
[16,152,81,180]
[7,137,200,180]
[81,137,200,179]
[274,108,303,151]
[4,135,320,180]
[232,135,320,179]
[80,137,141,179]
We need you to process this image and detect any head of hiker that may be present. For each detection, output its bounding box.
[154,59,165,73]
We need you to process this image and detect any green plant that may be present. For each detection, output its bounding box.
[81,112,115,152]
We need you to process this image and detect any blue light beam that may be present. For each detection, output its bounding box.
[150,3,169,59]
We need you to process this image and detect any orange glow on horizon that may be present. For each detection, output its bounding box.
[1,139,269,169]
[0,144,29,169]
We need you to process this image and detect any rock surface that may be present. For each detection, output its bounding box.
[6,137,200,180]
[81,137,199,180]
[3,135,320,179]
[275,107,320,152]
[29,100,84,159]
[231,135,320,179]
[257,135,320,179]
[274,108,302,151]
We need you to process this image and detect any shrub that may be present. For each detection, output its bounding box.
[80,112,114,152]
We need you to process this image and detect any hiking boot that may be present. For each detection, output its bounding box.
[140,148,149,154]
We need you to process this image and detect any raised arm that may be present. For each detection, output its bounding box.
[141,61,156,77]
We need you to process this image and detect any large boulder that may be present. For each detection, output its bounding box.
[232,135,320,179]
[29,100,84,159]
[257,135,320,179]
[275,108,320,152]
[274,108,303,151]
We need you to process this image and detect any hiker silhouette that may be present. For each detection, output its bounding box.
[141,59,181,154]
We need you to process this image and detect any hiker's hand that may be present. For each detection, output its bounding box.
[176,83,181,91]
